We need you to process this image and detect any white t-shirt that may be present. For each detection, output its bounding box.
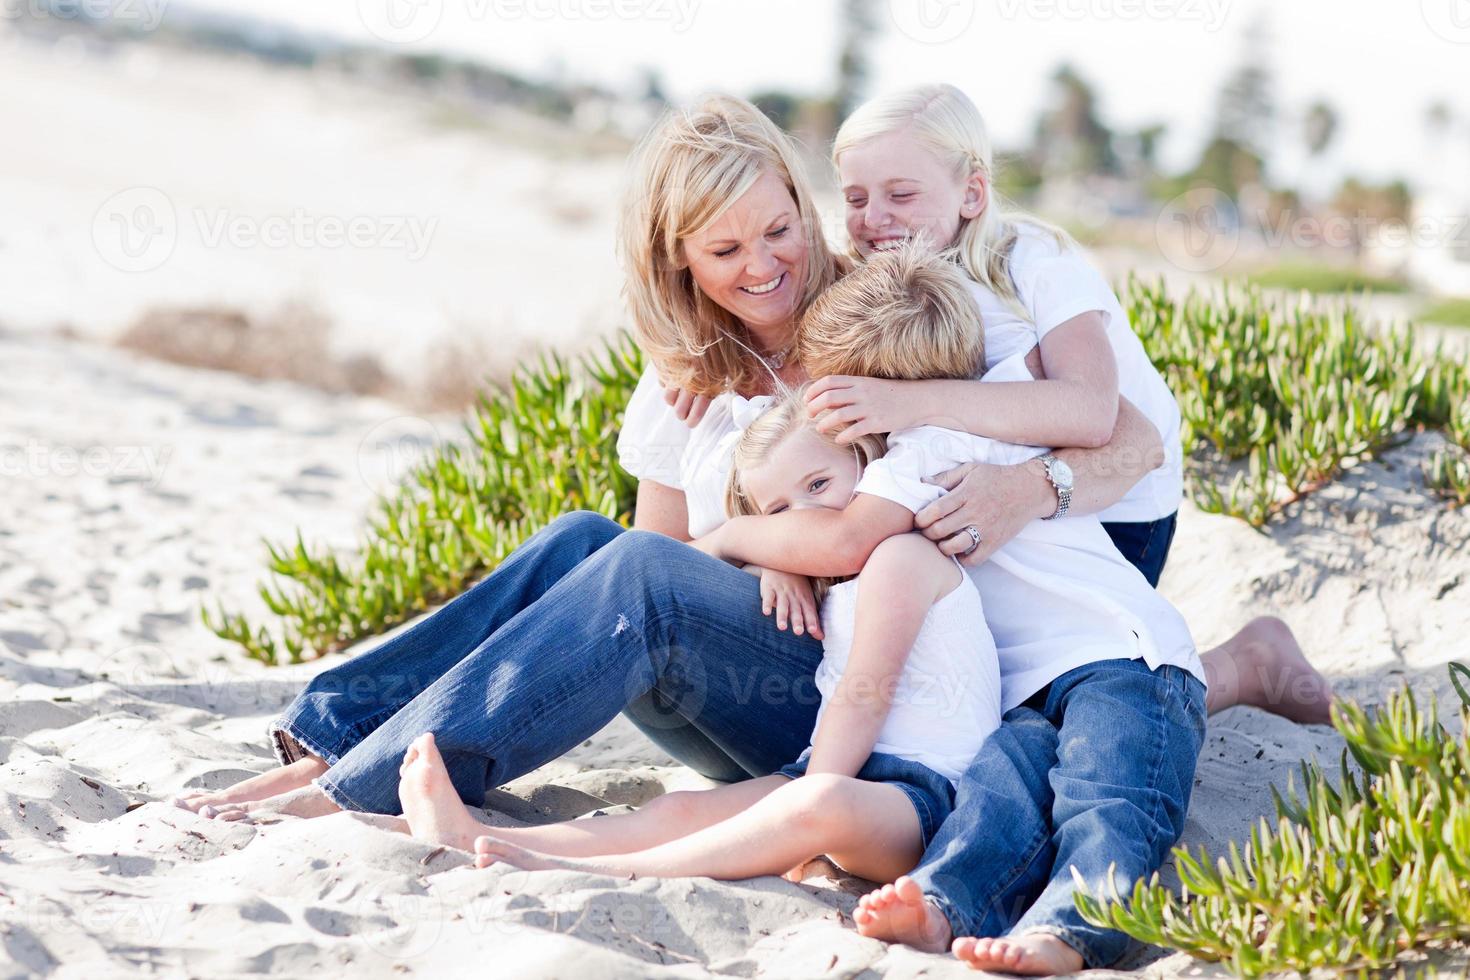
[856,353,1205,711]
[965,226,1184,524]
[616,365,772,539]
[811,568,1000,784]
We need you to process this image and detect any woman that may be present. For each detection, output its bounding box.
[176,96,1324,839]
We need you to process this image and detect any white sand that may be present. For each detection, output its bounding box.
[4,340,1469,978]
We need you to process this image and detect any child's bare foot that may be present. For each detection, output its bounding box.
[852,876,952,953]
[172,756,327,814]
[952,933,1083,975]
[202,783,342,822]
[473,836,618,876]
[397,733,488,852]
[1205,616,1334,725]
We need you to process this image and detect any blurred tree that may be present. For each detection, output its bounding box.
[1191,136,1264,201]
[639,67,670,107]
[834,0,879,123]
[1032,63,1116,177]
[1303,100,1338,158]
[750,91,802,132]
[1331,177,1413,256]
[1198,13,1275,194]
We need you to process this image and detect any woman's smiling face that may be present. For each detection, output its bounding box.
[739,424,861,516]
[681,170,809,335]
[839,129,984,258]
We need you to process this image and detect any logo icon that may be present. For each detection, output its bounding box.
[1154,187,1241,273]
[888,0,976,43]
[93,187,177,273]
[357,0,444,44]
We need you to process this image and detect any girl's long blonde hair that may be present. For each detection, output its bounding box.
[620,95,843,398]
[832,83,1069,321]
[724,387,886,603]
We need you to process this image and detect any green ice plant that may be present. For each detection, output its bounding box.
[1125,279,1470,525]
[1075,663,1470,976]
[211,284,1470,663]
[203,334,646,664]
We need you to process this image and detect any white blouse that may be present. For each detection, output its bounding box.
[616,366,771,539]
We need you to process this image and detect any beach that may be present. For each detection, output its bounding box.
[3,326,1467,977]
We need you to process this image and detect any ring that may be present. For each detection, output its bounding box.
[959,524,981,557]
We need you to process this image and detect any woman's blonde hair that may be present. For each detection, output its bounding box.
[620,95,844,398]
[798,243,984,382]
[832,83,1069,321]
[724,386,886,603]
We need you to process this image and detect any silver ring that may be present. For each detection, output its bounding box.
[959,524,981,557]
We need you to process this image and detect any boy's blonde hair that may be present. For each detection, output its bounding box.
[619,94,844,398]
[798,244,984,382]
[832,83,1069,322]
[725,385,886,603]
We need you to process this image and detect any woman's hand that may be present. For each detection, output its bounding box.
[805,376,923,445]
[752,566,823,639]
[915,461,1054,566]
[662,384,712,428]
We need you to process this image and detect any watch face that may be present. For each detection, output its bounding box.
[1051,459,1074,490]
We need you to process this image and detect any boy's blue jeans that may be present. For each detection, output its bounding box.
[908,658,1207,968]
[271,511,825,813]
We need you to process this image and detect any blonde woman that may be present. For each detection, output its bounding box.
[174,95,1321,882]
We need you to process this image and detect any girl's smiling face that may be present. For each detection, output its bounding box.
[838,129,986,258]
[739,424,861,516]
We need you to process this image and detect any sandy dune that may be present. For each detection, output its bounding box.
[3,330,1468,977]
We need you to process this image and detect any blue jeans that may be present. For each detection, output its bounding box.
[270,511,825,813]
[1101,512,1178,588]
[907,658,1207,967]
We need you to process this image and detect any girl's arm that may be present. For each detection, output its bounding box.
[632,480,691,540]
[805,535,953,777]
[695,493,914,578]
[809,311,1120,449]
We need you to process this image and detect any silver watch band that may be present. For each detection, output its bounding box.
[1040,454,1071,521]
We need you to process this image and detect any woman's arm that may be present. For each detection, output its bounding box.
[808,312,1120,449]
[805,535,951,777]
[632,480,691,541]
[916,395,1166,563]
[695,493,914,579]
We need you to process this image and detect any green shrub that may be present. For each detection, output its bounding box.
[1075,663,1470,977]
[1246,263,1408,295]
[204,336,645,664]
[1125,278,1469,524]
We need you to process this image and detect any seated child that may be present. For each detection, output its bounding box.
[439,385,1002,882]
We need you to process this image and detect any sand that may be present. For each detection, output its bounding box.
[4,336,1469,978]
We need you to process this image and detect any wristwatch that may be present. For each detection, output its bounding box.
[1038,453,1074,520]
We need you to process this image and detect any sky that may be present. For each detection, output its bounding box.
[180,0,1469,191]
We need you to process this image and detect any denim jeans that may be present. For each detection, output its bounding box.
[1101,512,1179,588]
[907,657,1207,968]
[270,511,825,814]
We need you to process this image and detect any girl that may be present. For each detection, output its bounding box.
[692,245,1209,975]
[397,380,1004,884]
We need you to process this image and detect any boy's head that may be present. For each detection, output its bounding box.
[797,243,984,382]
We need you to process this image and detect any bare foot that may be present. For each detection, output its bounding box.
[952,933,1084,976]
[1204,616,1334,725]
[473,836,620,876]
[172,756,327,814]
[852,876,952,953]
[397,733,490,851]
[203,783,342,823]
